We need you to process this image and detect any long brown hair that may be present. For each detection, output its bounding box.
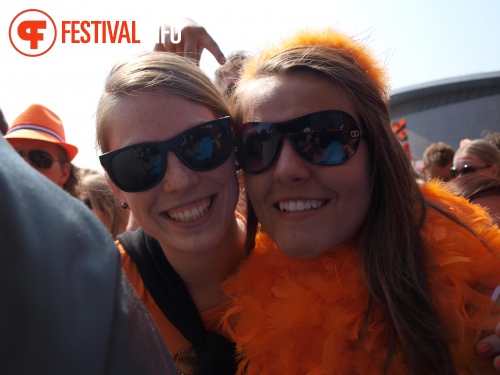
[96,51,230,154]
[232,29,456,374]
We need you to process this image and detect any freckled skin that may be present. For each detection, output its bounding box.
[106,93,240,257]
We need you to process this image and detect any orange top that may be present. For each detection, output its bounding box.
[118,243,231,375]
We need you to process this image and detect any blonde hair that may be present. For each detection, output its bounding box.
[96,51,229,153]
[455,139,500,170]
[81,173,128,238]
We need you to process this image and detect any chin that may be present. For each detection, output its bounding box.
[277,242,324,259]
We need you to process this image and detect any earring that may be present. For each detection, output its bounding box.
[120,202,129,209]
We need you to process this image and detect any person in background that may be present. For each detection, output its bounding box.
[448,173,500,226]
[0,108,8,135]
[0,136,177,375]
[154,17,226,65]
[485,132,500,151]
[214,50,252,98]
[221,27,500,374]
[80,171,130,239]
[421,141,455,182]
[452,139,500,179]
[3,104,81,198]
[96,51,244,374]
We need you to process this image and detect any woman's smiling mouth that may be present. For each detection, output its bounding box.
[277,199,326,212]
[166,197,213,222]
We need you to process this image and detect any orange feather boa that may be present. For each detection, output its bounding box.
[222,182,500,374]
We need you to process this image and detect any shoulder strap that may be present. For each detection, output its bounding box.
[118,229,237,375]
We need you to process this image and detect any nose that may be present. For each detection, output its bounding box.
[161,152,199,194]
[272,138,310,184]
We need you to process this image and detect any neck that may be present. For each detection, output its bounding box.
[160,216,245,311]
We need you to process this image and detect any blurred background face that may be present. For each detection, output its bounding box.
[453,151,499,178]
[7,138,70,187]
[424,162,454,182]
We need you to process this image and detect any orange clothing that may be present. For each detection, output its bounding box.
[222,182,500,374]
[118,242,230,374]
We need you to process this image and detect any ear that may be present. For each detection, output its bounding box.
[490,164,500,178]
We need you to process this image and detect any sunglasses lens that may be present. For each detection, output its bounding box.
[290,130,358,165]
[177,122,232,172]
[236,111,363,173]
[109,146,163,192]
[237,124,281,173]
[450,165,487,178]
[29,150,54,169]
[461,166,476,175]
[102,117,232,192]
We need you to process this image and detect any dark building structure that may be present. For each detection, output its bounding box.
[389,71,500,161]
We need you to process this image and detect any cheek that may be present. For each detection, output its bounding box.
[333,147,372,217]
[125,191,156,224]
[217,161,240,199]
[244,173,268,207]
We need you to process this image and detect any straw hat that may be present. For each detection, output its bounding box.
[4,104,78,161]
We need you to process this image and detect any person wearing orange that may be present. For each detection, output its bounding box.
[96,51,244,374]
[4,104,80,197]
[221,28,500,374]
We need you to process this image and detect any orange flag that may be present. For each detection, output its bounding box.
[391,118,411,159]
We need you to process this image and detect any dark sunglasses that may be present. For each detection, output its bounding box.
[17,149,62,169]
[450,164,492,178]
[99,117,232,192]
[234,110,365,173]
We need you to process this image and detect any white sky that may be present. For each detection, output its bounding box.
[2,0,499,171]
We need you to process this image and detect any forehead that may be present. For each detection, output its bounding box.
[7,138,62,154]
[453,151,481,166]
[107,93,216,151]
[241,71,359,124]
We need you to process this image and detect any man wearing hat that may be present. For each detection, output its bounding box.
[4,104,80,197]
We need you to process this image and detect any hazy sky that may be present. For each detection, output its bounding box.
[2,0,499,170]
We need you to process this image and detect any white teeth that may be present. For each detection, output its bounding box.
[278,199,324,212]
[167,198,211,222]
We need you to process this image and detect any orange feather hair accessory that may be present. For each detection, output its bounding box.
[240,28,389,94]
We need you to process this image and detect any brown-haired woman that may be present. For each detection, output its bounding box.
[222,28,500,374]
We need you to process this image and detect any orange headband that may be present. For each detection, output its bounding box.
[241,28,388,94]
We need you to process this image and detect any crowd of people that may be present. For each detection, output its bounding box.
[3,17,500,374]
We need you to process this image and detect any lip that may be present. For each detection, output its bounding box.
[163,195,214,223]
